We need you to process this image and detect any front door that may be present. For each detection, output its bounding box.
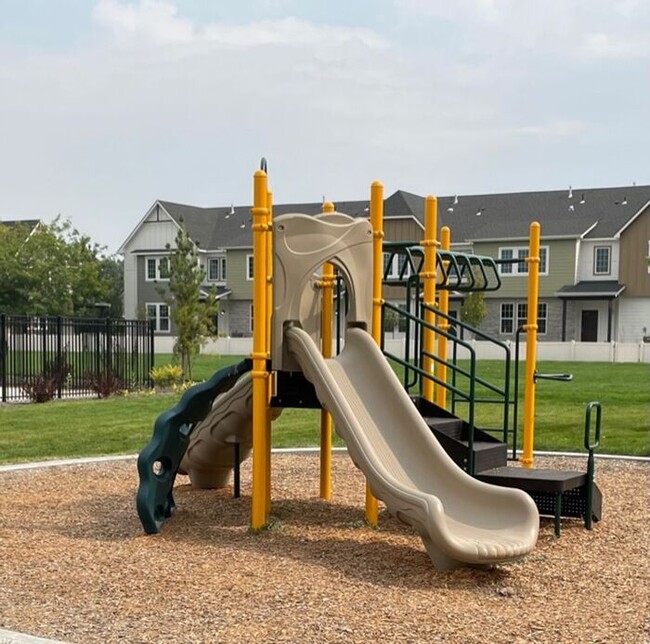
[581,310,598,342]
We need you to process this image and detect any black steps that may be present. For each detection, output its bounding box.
[412,395,507,473]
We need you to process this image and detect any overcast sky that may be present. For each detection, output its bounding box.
[1,0,649,253]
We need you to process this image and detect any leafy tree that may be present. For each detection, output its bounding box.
[99,255,124,318]
[161,224,219,379]
[0,217,117,317]
[460,264,488,330]
[460,291,488,329]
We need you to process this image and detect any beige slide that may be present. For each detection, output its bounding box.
[179,372,255,489]
[286,324,539,570]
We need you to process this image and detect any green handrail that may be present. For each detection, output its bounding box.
[584,401,602,530]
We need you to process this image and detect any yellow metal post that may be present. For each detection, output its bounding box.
[251,170,269,529]
[522,221,541,468]
[366,180,384,527]
[435,226,451,408]
[421,196,438,402]
[320,201,335,500]
[265,190,274,515]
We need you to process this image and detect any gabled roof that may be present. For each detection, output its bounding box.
[157,197,373,250]
[123,184,650,253]
[437,186,650,242]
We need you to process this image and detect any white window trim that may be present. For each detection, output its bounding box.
[500,303,514,334]
[144,256,170,282]
[593,246,611,276]
[500,301,548,335]
[145,302,171,333]
[498,246,549,276]
[246,254,254,281]
[207,255,227,282]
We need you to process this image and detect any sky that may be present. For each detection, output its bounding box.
[1,0,649,254]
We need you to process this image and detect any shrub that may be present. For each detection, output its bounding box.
[150,364,183,390]
[85,370,124,398]
[22,375,58,403]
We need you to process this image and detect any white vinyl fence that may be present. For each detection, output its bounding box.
[155,336,650,363]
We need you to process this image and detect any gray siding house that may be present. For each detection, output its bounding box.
[118,185,650,343]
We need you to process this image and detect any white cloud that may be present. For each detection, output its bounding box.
[395,0,650,61]
[92,0,389,49]
[0,0,647,253]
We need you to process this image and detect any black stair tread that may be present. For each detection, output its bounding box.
[457,441,506,452]
[476,467,587,492]
[424,418,464,432]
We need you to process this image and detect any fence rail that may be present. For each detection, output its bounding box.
[0,315,155,402]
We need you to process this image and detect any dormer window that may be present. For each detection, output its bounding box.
[594,246,611,275]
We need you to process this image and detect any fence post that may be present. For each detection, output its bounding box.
[1,314,6,403]
[105,318,113,375]
[56,316,63,399]
[149,319,155,388]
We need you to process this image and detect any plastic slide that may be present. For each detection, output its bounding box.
[178,372,254,488]
[286,325,539,570]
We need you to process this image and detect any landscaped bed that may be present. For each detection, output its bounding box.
[0,454,647,643]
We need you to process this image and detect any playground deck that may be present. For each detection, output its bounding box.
[0,454,647,643]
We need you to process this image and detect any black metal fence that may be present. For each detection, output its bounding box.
[0,315,155,402]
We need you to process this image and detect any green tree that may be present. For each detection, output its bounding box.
[0,218,115,316]
[460,291,488,329]
[162,224,219,379]
[99,255,124,317]
[459,264,488,330]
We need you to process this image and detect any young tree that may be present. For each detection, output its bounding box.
[162,224,219,379]
[460,265,488,330]
[460,291,487,330]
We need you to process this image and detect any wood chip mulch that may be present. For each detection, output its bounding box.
[0,454,648,643]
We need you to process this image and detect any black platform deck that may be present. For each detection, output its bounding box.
[476,466,602,536]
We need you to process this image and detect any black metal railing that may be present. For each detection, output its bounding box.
[0,315,154,402]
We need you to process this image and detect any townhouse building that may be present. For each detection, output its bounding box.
[119,184,650,344]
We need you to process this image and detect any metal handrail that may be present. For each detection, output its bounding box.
[584,401,601,530]
[383,301,481,473]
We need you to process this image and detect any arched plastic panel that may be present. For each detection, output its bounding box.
[272,212,373,372]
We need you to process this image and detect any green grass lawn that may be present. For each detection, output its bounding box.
[1,356,648,464]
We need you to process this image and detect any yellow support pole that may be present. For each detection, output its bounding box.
[421,196,438,402]
[251,170,269,529]
[265,190,274,515]
[435,226,451,408]
[522,221,541,468]
[366,180,384,527]
[320,200,335,500]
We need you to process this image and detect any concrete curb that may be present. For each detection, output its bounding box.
[0,628,66,644]
[0,448,647,473]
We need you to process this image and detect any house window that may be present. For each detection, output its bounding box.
[500,303,514,334]
[146,303,170,333]
[145,257,170,281]
[249,303,254,333]
[517,303,528,331]
[594,246,611,275]
[383,253,395,278]
[498,246,548,276]
[208,257,227,281]
[246,254,254,280]
[503,302,548,335]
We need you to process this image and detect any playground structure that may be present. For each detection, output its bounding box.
[137,168,602,570]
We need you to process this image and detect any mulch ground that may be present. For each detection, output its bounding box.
[0,454,648,643]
